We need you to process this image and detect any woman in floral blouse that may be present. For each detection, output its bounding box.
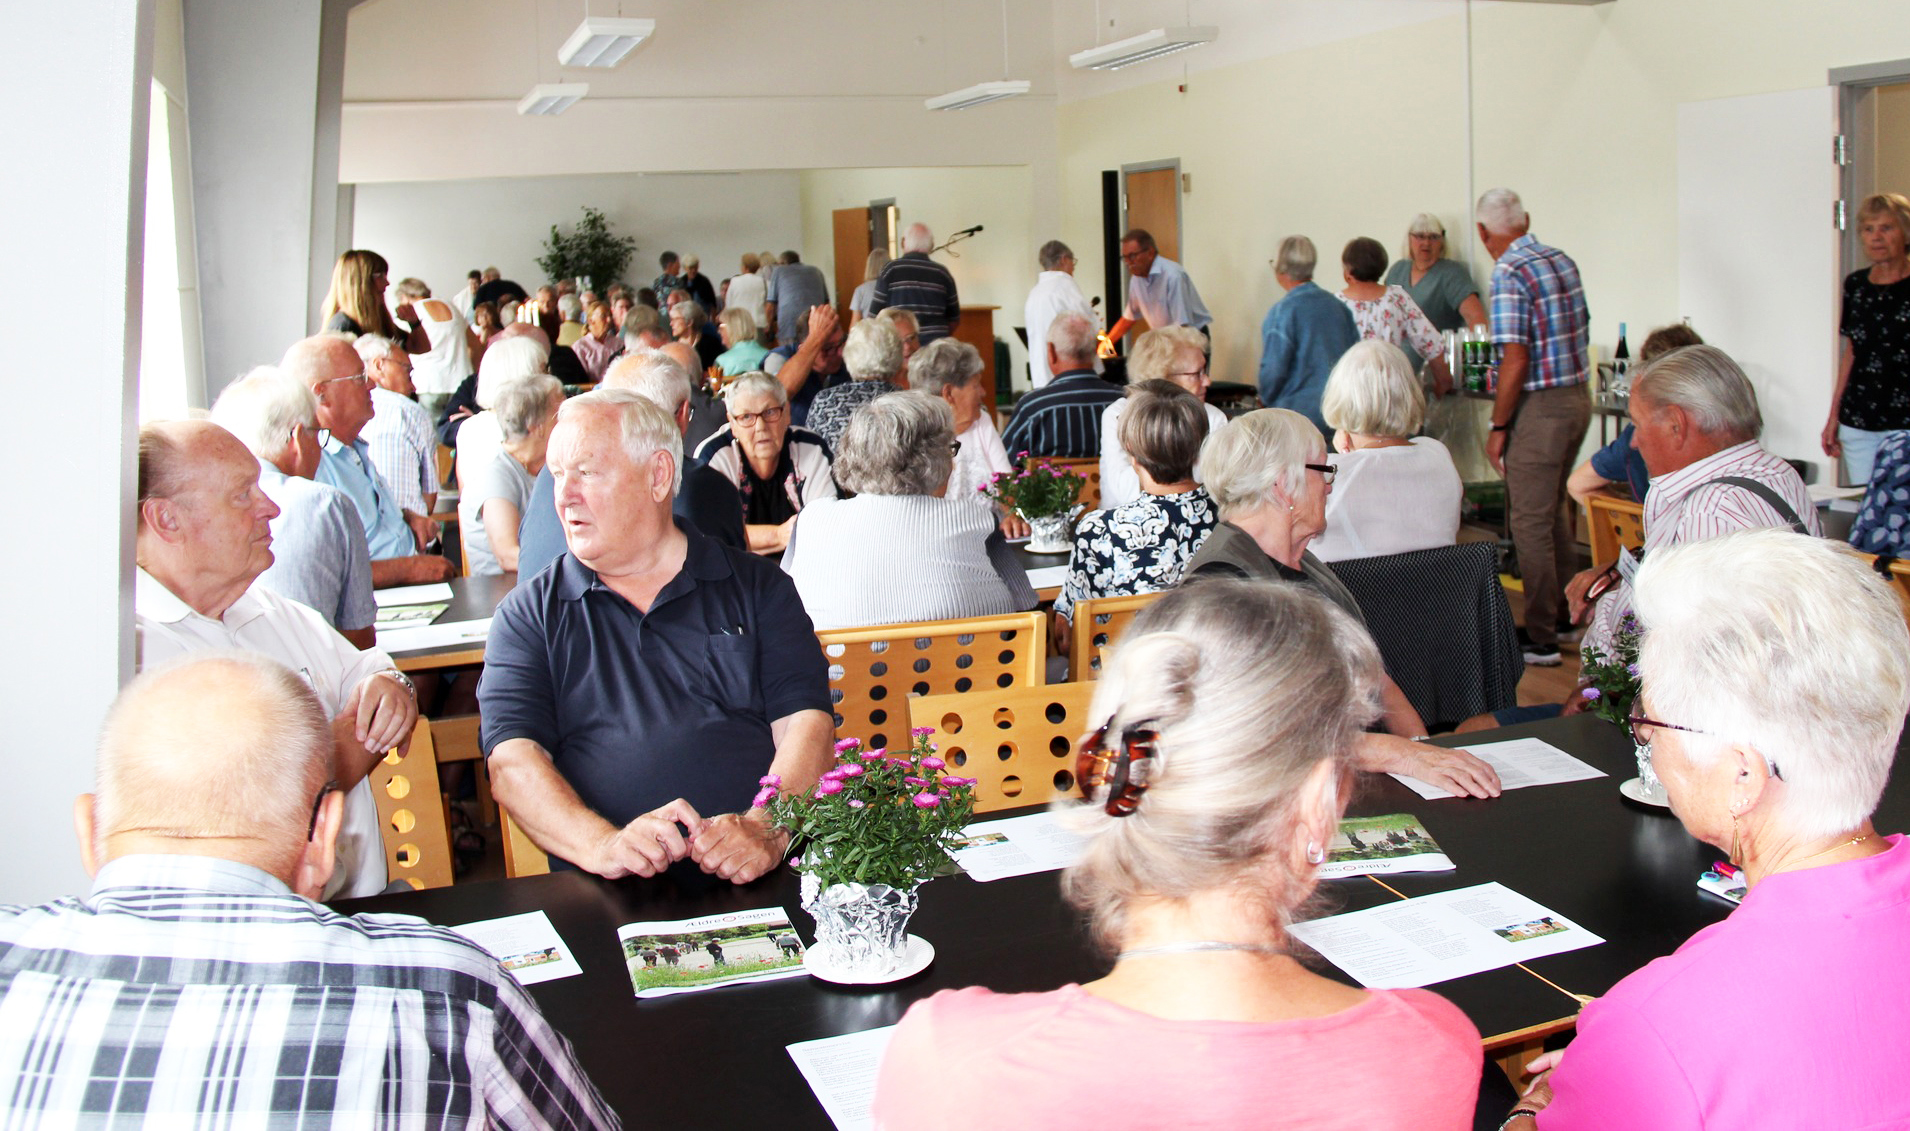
[1337,236,1454,394]
[1056,381,1218,650]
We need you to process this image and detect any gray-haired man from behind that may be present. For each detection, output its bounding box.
[0,653,616,1128]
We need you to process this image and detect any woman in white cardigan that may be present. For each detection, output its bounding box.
[783,391,1037,629]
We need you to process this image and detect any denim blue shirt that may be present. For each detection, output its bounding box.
[1257,282,1360,438]
[314,434,415,560]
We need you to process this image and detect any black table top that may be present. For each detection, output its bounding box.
[378,572,514,668]
[339,714,1910,1128]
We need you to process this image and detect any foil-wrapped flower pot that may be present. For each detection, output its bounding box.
[801,872,921,982]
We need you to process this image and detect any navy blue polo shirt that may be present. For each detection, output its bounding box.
[478,517,829,855]
[1588,424,1651,503]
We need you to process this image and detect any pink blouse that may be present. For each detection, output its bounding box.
[1541,835,1910,1129]
[1340,285,1444,364]
[872,983,1481,1131]
[571,331,622,382]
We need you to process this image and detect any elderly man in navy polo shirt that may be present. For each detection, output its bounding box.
[479,389,834,883]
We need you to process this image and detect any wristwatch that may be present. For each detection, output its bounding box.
[1498,1110,1540,1130]
[376,669,417,699]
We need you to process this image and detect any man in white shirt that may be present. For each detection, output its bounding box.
[1023,240,1099,389]
[134,419,418,898]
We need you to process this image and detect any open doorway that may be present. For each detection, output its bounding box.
[1835,61,1910,277]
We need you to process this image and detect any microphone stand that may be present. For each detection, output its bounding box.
[930,228,981,257]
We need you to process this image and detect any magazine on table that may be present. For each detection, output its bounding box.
[1317,814,1455,878]
[618,906,809,998]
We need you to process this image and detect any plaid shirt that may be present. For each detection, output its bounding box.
[1488,234,1590,391]
[0,855,617,1129]
[363,385,441,518]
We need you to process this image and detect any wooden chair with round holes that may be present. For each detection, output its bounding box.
[1068,591,1164,681]
[816,611,1047,752]
[1027,455,1099,512]
[1855,551,1910,635]
[908,682,1098,813]
[498,806,551,878]
[368,718,456,891]
[1585,494,1645,571]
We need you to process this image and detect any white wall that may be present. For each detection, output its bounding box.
[0,0,152,904]
[800,166,1037,388]
[352,170,804,300]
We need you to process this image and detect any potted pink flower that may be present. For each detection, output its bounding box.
[982,453,1086,552]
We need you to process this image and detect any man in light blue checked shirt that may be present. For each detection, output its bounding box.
[0,653,616,1128]
[1477,188,1591,666]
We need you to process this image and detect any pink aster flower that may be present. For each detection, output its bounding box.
[848,799,866,809]
[814,779,844,797]
[912,792,941,808]
[759,773,782,787]
[921,756,945,770]
[834,738,861,753]
[904,776,927,787]
[890,759,914,772]
[835,762,865,777]
[911,727,935,738]
[1582,687,1602,701]
[751,786,776,808]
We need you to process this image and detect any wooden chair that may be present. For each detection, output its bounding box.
[1068,591,1164,681]
[369,718,456,891]
[1026,455,1100,513]
[435,443,454,488]
[1855,551,1910,633]
[1585,494,1645,570]
[817,612,1047,752]
[499,806,551,878]
[909,682,1098,813]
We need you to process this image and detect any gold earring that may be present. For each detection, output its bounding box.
[1729,809,1743,866]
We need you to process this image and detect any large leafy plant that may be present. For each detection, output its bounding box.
[536,206,637,290]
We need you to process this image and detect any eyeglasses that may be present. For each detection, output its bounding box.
[1074,720,1160,817]
[1119,249,1149,263]
[1168,366,1209,382]
[1304,461,1337,485]
[306,780,341,841]
[1628,714,1783,780]
[731,406,786,427]
[950,440,963,457]
[319,372,368,390]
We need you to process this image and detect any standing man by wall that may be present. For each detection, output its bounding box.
[1098,229,1211,358]
[869,223,961,345]
[1024,240,1098,390]
[1476,188,1591,668]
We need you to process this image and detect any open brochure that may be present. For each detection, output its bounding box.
[948,811,1088,882]
[448,910,582,986]
[618,906,809,998]
[1289,882,1602,988]
[1317,814,1455,879]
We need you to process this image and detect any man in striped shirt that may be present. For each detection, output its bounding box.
[1478,188,1592,665]
[869,223,961,345]
[1002,312,1123,460]
[0,653,616,1128]
[1573,345,1819,661]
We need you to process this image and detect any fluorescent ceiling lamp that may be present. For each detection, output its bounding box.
[517,83,589,116]
[557,17,655,68]
[1069,26,1218,71]
[924,79,1031,111]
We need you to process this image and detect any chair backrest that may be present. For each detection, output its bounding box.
[499,806,551,878]
[909,681,1098,813]
[1032,456,1100,513]
[1585,494,1645,570]
[435,443,454,489]
[368,718,455,891]
[1854,551,1910,635]
[1328,541,1523,730]
[817,611,1047,753]
[1069,591,1164,680]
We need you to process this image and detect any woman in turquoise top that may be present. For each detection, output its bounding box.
[1382,213,1487,337]
[714,306,771,376]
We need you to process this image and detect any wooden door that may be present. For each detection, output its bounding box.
[832,207,871,326]
[1119,164,1181,338]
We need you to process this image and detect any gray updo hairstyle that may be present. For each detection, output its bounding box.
[1060,579,1384,952]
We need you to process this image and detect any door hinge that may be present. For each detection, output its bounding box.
[1835,199,1848,231]
[1834,134,1849,167]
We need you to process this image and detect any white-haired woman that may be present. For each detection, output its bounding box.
[459,375,563,576]
[909,338,1025,537]
[672,299,721,371]
[1186,409,1500,798]
[1310,340,1463,561]
[849,248,890,325]
[782,391,1035,628]
[1097,326,1227,510]
[1507,530,1910,1130]
[714,306,769,377]
[804,319,904,451]
[1384,213,1488,337]
[691,372,836,555]
[873,581,1484,1130]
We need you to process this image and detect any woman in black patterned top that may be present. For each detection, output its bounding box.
[1824,192,1910,485]
[1056,381,1217,642]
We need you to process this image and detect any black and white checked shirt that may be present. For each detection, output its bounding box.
[0,855,617,1128]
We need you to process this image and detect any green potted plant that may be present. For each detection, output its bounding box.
[536,206,637,291]
[983,454,1086,552]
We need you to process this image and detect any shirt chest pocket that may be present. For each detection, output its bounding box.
[703,633,764,716]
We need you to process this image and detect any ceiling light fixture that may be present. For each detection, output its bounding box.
[556,16,655,68]
[925,79,1032,111]
[517,83,589,116]
[1068,26,1217,70]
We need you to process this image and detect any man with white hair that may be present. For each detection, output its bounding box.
[1002,311,1123,458]
[0,653,613,1126]
[280,335,454,587]
[209,368,375,647]
[134,420,418,898]
[354,334,440,522]
[1100,228,1212,357]
[1024,239,1098,389]
[869,223,961,345]
[515,351,746,581]
[480,391,832,883]
[1475,187,1591,666]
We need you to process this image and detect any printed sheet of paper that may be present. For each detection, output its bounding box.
[618,906,808,999]
[949,810,1088,882]
[1390,737,1606,800]
[787,1026,896,1131]
[1023,564,1069,590]
[1289,882,1602,988]
[1317,814,1454,879]
[373,582,455,607]
[375,617,492,653]
[374,602,448,629]
[449,911,582,985]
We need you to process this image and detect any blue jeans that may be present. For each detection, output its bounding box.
[1840,424,1889,486]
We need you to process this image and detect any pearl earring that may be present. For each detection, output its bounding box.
[1305,841,1325,865]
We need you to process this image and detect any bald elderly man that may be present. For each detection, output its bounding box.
[869,222,961,345]
[135,419,416,898]
[0,654,614,1127]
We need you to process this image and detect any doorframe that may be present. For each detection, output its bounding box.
[1831,58,1910,276]
[1118,159,1182,256]
[870,198,899,259]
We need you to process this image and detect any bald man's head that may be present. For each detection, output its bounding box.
[658,341,701,379]
[88,654,332,877]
